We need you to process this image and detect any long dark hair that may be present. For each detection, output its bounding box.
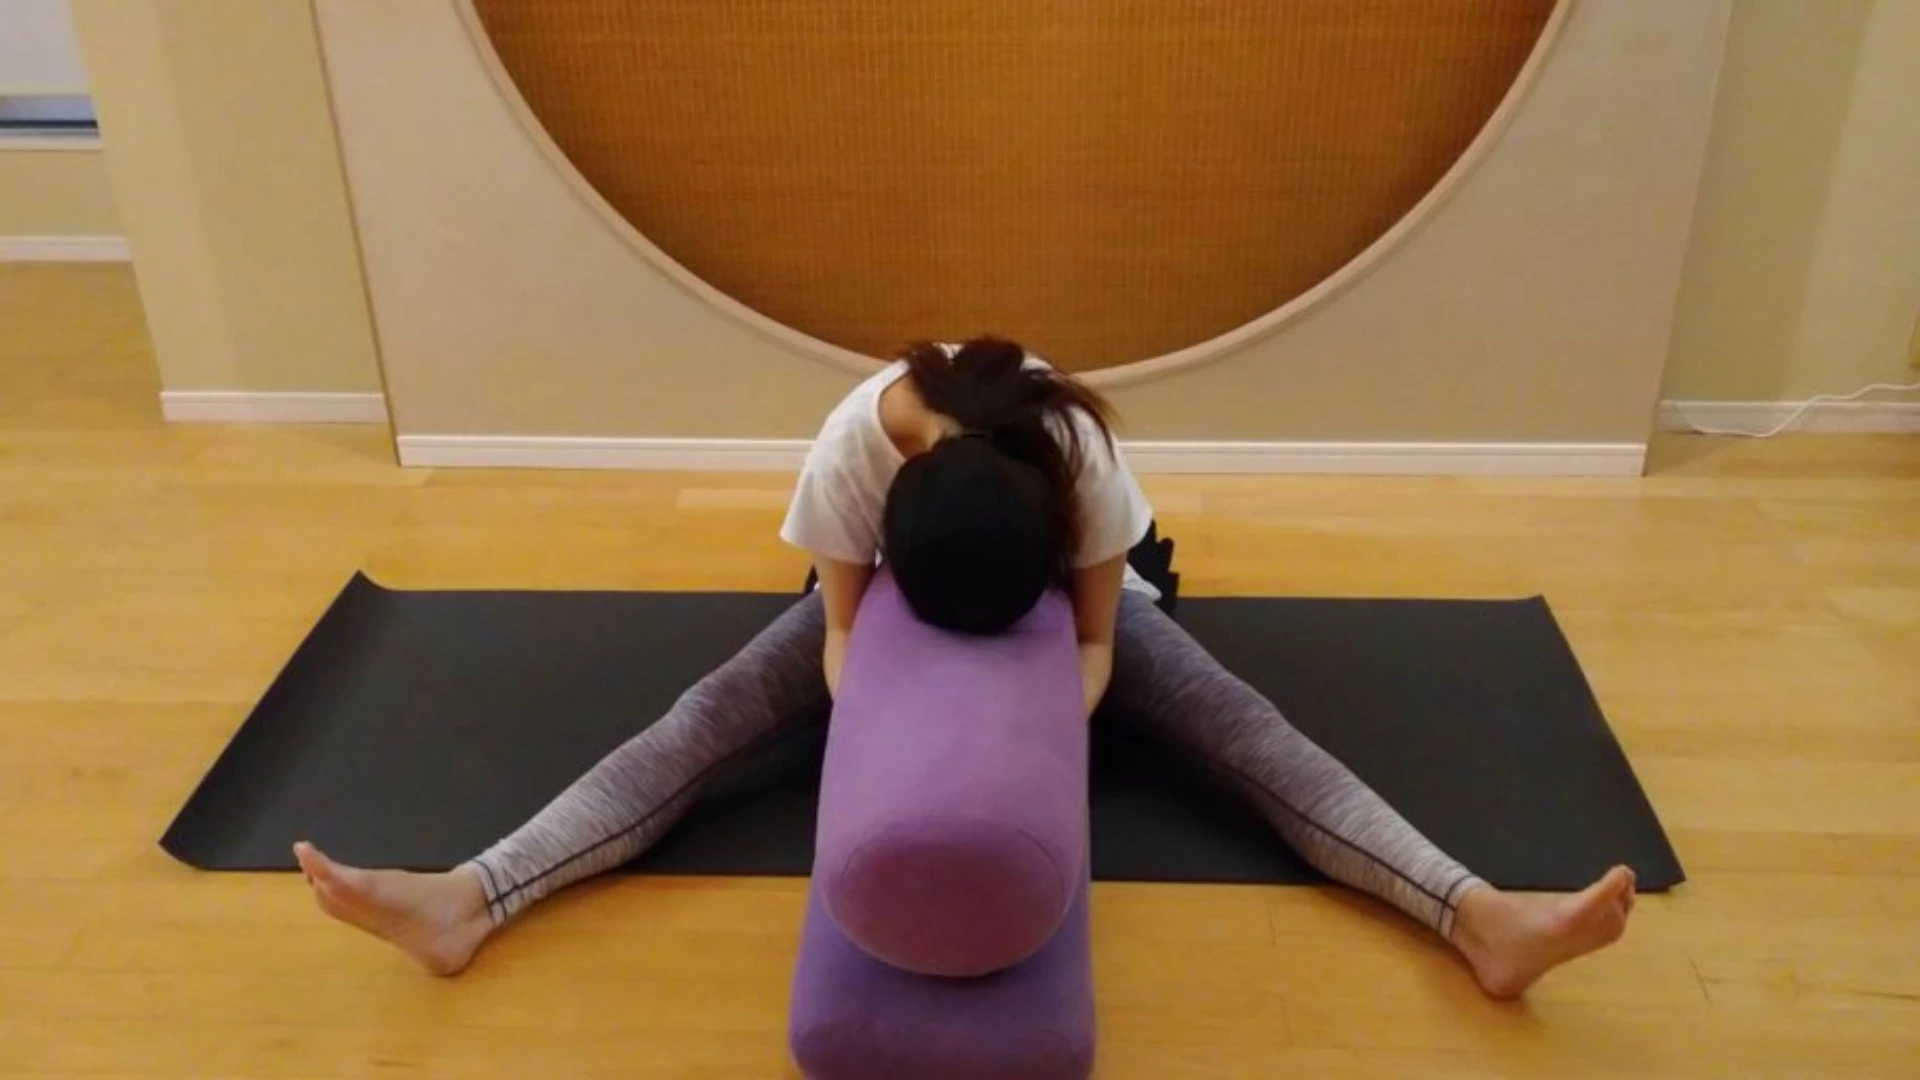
[883,337,1116,634]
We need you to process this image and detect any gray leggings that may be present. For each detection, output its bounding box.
[470,593,1484,938]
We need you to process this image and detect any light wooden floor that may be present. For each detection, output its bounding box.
[1,263,1916,1078]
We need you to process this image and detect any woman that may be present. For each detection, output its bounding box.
[296,338,1634,998]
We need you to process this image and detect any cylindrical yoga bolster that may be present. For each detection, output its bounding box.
[815,571,1088,977]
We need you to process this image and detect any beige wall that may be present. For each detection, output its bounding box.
[66,0,381,395]
[318,0,1728,447]
[1665,0,1920,400]
[0,150,119,235]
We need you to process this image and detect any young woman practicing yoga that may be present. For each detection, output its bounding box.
[296,337,1635,997]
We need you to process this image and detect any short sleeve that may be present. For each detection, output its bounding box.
[1070,416,1154,568]
[780,374,901,565]
[781,452,880,566]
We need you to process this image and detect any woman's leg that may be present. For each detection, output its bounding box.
[1108,593,1634,997]
[295,593,828,974]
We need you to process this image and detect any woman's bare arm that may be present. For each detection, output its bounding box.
[815,555,876,697]
[1070,554,1127,720]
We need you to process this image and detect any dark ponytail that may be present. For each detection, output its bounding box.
[883,337,1117,634]
[899,337,1114,557]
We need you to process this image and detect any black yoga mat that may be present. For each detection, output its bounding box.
[161,575,1683,891]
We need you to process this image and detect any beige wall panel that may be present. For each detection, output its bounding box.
[0,151,120,236]
[318,0,1728,444]
[1666,0,1920,400]
[67,0,381,394]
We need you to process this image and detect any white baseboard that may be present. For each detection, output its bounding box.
[398,435,810,471]
[0,235,130,262]
[1117,440,1645,476]
[160,391,389,424]
[0,133,105,152]
[1659,399,1919,435]
[398,435,1647,477]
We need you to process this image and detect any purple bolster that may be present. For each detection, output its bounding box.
[814,570,1087,977]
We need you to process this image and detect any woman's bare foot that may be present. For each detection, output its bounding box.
[293,841,495,976]
[1450,865,1636,999]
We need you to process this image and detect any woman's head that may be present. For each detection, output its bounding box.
[882,338,1114,635]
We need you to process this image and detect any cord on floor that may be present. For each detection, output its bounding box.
[1670,381,1920,438]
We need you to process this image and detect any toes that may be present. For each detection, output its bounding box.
[293,841,333,882]
[1602,865,1633,897]
[298,847,369,896]
[1574,868,1626,909]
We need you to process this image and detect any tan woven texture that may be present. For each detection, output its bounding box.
[473,0,1552,370]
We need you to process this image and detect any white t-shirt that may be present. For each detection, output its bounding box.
[780,359,1160,597]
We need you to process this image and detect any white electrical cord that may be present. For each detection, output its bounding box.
[1670,381,1920,438]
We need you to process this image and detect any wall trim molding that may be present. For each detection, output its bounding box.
[0,235,130,261]
[396,434,1646,477]
[0,133,106,152]
[1659,399,1920,435]
[1115,440,1644,476]
[159,391,390,424]
[399,435,812,472]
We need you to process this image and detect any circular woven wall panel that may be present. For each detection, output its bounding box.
[471,0,1555,371]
